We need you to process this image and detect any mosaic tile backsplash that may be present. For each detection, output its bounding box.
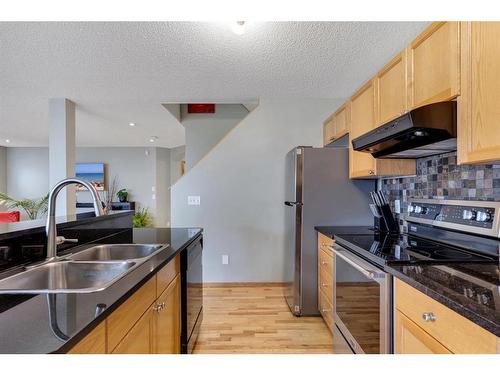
[380,151,500,231]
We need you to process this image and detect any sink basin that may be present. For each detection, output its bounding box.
[69,244,165,262]
[0,261,136,294]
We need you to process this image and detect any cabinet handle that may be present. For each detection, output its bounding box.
[321,283,329,287]
[153,302,166,312]
[368,170,375,175]
[321,261,328,265]
[329,136,335,142]
[422,312,436,322]
[321,308,331,313]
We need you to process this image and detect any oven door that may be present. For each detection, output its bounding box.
[332,243,391,354]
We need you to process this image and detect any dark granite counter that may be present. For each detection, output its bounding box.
[388,263,500,337]
[0,227,202,353]
[0,210,132,240]
[314,225,376,239]
[315,226,500,338]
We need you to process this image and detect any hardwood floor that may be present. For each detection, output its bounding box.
[193,284,352,354]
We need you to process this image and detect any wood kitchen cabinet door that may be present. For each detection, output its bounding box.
[154,274,181,354]
[323,115,336,146]
[408,22,460,109]
[458,22,500,164]
[112,308,154,354]
[334,104,349,138]
[376,50,408,125]
[68,321,107,354]
[394,310,451,354]
[349,80,377,178]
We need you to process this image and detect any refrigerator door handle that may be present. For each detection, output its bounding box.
[284,201,303,207]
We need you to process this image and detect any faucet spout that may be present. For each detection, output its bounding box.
[45,178,105,262]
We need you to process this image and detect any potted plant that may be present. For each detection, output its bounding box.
[116,189,128,203]
[0,192,49,220]
[133,207,152,228]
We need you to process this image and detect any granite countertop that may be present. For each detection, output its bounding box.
[0,210,133,240]
[314,225,376,238]
[388,263,500,337]
[0,227,202,353]
[315,226,500,337]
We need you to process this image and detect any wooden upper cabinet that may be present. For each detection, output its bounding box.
[376,50,408,125]
[349,80,416,179]
[408,22,460,109]
[334,104,349,137]
[458,22,500,164]
[323,103,350,146]
[323,114,336,146]
[349,80,377,178]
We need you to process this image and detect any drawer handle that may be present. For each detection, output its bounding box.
[153,302,166,312]
[422,312,436,322]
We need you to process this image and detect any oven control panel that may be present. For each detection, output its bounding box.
[406,199,500,237]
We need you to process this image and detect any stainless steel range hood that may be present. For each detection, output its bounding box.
[351,101,457,159]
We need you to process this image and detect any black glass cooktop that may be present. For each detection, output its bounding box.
[336,233,498,267]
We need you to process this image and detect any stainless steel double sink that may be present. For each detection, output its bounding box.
[0,244,166,294]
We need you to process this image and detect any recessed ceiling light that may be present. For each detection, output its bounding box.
[149,136,158,143]
[129,122,136,127]
[232,21,246,35]
[5,139,11,143]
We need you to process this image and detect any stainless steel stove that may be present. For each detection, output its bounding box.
[332,198,500,355]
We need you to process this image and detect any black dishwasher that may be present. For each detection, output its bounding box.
[181,235,203,354]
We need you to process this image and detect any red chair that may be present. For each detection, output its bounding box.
[0,211,20,223]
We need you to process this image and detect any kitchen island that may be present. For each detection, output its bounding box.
[0,226,202,353]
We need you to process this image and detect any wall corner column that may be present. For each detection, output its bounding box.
[49,98,76,216]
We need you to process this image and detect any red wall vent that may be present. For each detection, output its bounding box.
[187,104,215,114]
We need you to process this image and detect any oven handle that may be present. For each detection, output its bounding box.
[329,245,377,280]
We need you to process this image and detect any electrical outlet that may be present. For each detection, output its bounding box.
[188,196,200,205]
[222,255,229,265]
[395,199,401,214]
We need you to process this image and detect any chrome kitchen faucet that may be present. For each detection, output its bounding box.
[44,178,105,264]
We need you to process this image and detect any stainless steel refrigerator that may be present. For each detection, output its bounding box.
[284,146,375,316]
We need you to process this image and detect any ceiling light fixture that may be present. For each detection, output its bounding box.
[231,21,246,35]
[5,139,11,143]
[129,122,136,127]
[149,136,158,143]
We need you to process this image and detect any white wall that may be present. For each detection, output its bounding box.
[6,147,50,200]
[170,146,186,186]
[76,147,156,210]
[183,104,248,170]
[5,147,172,224]
[0,147,7,210]
[154,147,171,227]
[171,98,339,282]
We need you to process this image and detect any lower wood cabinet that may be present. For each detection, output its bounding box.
[155,274,181,354]
[112,308,154,354]
[394,310,451,354]
[67,321,107,354]
[317,232,334,334]
[394,278,499,354]
[68,255,181,354]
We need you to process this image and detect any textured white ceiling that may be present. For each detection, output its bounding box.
[0,22,428,147]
